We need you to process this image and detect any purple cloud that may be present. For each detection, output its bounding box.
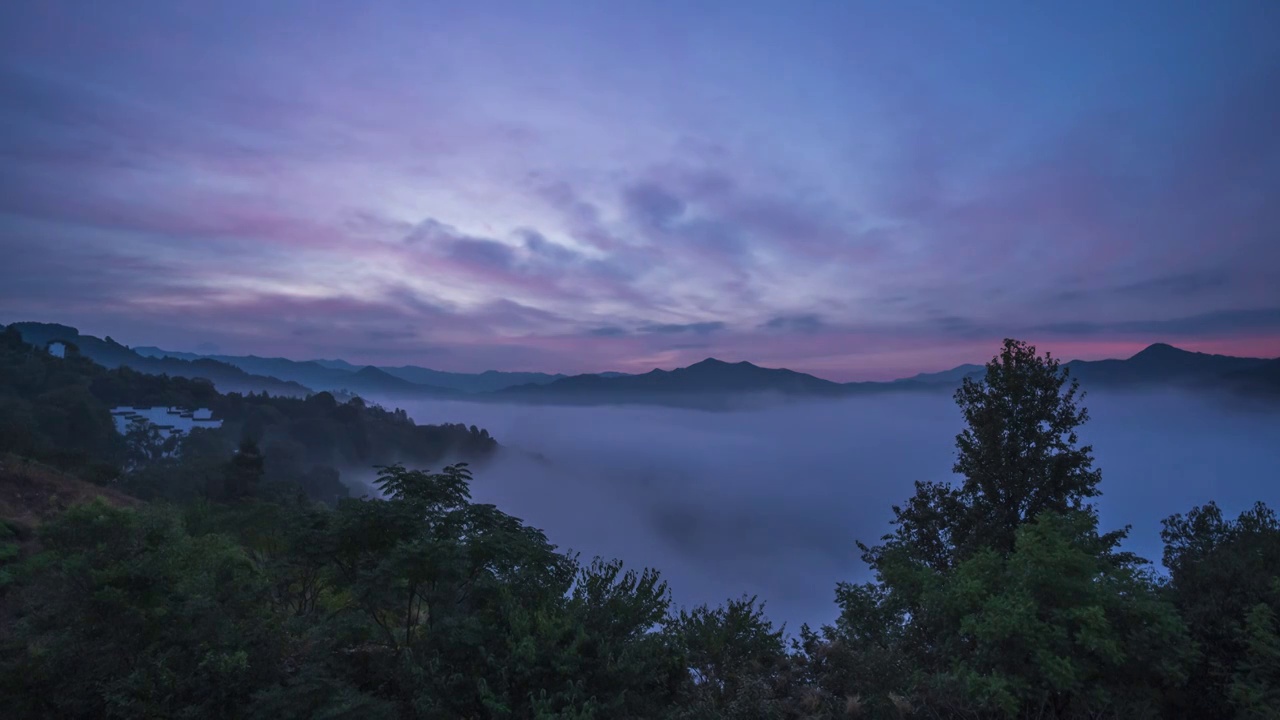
[0,1,1278,377]
[761,314,826,334]
[638,322,727,336]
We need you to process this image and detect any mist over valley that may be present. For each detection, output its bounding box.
[378,389,1280,630]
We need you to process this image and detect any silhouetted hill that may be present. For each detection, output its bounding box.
[495,358,854,406]
[912,343,1276,394]
[487,344,1280,407]
[136,348,347,388]
[896,363,986,385]
[133,346,201,361]
[1063,343,1269,388]
[135,347,459,396]
[309,358,354,371]
[1221,357,1280,397]
[378,365,566,393]
[9,323,312,397]
[141,347,563,393]
[345,365,453,395]
[18,323,1280,406]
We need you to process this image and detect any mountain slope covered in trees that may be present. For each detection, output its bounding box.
[0,326,496,505]
[9,323,313,397]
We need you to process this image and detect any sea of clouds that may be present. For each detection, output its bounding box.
[358,390,1280,632]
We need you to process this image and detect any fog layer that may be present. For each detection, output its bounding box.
[382,391,1280,631]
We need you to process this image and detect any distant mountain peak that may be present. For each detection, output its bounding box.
[688,358,757,370]
[1133,342,1187,358]
[896,363,986,385]
[1126,343,1240,367]
[354,365,395,378]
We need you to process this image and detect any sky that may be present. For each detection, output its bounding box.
[1,0,1278,380]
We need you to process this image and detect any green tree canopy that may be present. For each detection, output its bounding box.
[1161,502,1280,718]
[864,339,1103,574]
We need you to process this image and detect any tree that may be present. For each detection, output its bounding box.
[222,437,266,501]
[504,557,686,719]
[1229,598,1280,720]
[314,464,688,718]
[0,501,283,718]
[123,419,178,470]
[306,391,337,412]
[1161,502,1280,718]
[864,338,1102,573]
[919,512,1190,718]
[667,595,801,719]
[950,339,1101,557]
[835,339,1189,718]
[326,463,567,714]
[796,583,913,720]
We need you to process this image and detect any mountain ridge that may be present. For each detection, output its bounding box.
[13,323,1280,406]
[489,343,1279,407]
[1062,343,1270,387]
[8,323,314,397]
[137,346,570,394]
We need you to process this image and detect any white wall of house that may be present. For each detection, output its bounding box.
[111,406,222,438]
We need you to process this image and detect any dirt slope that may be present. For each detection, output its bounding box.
[0,455,139,532]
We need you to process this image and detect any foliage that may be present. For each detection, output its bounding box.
[0,325,126,477]
[0,334,1273,719]
[864,338,1103,575]
[838,339,1192,718]
[1229,599,1280,719]
[796,581,913,719]
[0,501,282,718]
[0,519,18,590]
[123,418,180,469]
[917,511,1190,718]
[1161,502,1280,718]
[667,595,805,719]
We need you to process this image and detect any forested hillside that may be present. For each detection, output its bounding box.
[1,336,1277,719]
[9,322,314,397]
[0,326,496,504]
